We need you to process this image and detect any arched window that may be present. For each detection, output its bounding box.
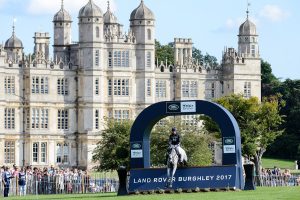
[96,26,100,38]
[147,29,151,40]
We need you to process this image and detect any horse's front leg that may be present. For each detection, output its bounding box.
[169,165,177,188]
[166,166,171,187]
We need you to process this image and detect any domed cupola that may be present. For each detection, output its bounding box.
[239,19,257,36]
[4,25,23,49]
[103,1,118,24]
[79,0,103,18]
[53,0,72,22]
[237,9,259,58]
[130,0,155,21]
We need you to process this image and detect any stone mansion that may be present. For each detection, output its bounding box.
[0,0,261,168]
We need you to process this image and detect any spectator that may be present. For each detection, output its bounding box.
[0,166,4,194]
[2,166,12,197]
[283,169,291,186]
[18,167,26,196]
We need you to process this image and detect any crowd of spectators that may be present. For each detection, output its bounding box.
[1,165,117,198]
[258,166,300,187]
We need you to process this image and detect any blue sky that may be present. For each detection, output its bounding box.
[0,0,299,80]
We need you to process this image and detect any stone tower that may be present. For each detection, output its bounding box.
[130,0,156,106]
[78,0,104,69]
[53,0,72,62]
[34,32,50,61]
[77,0,105,167]
[221,11,261,100]
[174,38,193,66]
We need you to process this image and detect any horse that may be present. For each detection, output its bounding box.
[166,145,188,188]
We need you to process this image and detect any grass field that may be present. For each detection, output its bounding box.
[262,157,296,169]
[7,187,300,200]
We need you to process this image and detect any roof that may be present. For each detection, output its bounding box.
[130,0,155,21]
[78,0,103,18]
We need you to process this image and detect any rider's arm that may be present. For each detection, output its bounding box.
[168,135,172,145]
[177,134,181,145]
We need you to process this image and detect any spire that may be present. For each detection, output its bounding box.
[246,0,250,19]
[61,0,64,10]
[141,0,144,4]
[12,17,16,36]
[107,0,110,11]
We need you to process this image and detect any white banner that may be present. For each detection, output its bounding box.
[180,101,196,113]
[223,145,236,153]
[131,150,143,158]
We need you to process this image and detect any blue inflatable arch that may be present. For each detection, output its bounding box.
[129,100,243,188]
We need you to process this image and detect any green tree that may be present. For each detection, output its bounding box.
[155,40,174,65]
[203,53,218,68]
[202,94,284,176]
[92,119,132,171]
[192,47,204,65]
[261,60,280,97]
[266,79,300,159]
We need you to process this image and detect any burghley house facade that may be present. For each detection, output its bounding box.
[0,0,261,168]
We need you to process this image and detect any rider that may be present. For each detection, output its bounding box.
[168,127,182,164]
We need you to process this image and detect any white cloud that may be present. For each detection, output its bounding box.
[27,0,116,15]
[260,5,290,22]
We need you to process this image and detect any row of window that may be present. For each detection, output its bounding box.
[4,76,68,95]
[4,109,66,130]
[4,108,131,130]
[4,141,69,164]
[4,76,251,100]
[93,50,152,68]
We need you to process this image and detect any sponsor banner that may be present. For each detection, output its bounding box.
[223,145,236,153]
[180,101,196,113]
[131,150,143,158]
[128,166,237,192]
[166,101,196,114]
[131,142,143,158]
[223,137,236,153]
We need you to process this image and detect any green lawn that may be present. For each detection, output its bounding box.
[7,187,300,200]
[262,157,296,170]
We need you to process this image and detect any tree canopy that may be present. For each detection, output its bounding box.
[202,94,284,174]
[92,120,132,171]
[265,79,300,160]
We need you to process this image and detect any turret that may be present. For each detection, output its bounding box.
[238,9,259,58]
[130,0,155,45]
[103,1,123,37]
[53,0,72,61]
[4,20,23,62]
[78,0,104,43]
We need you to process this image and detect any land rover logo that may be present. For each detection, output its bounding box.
[132,143,142,149]
[225,139,234,144]
[168,104,179,111]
